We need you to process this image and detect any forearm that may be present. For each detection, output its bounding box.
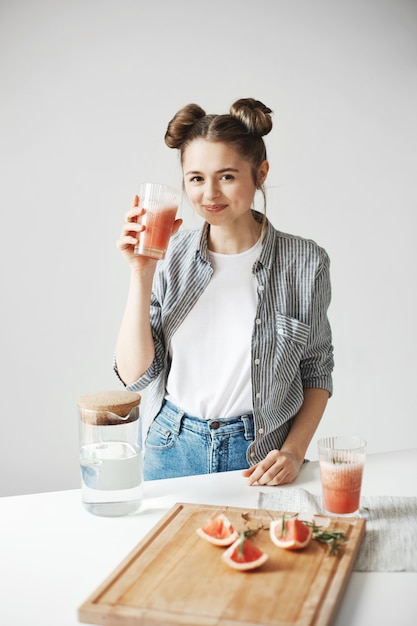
[280,387,330,465]
[115,268,156,385]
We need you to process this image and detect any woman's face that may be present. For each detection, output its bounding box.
[182,138,268,228]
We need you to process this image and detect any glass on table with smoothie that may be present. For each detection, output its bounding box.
[134,182,182,260]
[318,435,367,516]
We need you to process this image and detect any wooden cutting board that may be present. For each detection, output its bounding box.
[78,502,365,626]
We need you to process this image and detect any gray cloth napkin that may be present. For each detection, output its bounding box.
[258,488,417,572]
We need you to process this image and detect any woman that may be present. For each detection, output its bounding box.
[115,98,334,486]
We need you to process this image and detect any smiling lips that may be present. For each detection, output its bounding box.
[204,204,227,213]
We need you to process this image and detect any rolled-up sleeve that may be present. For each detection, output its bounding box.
[300,249,334,395]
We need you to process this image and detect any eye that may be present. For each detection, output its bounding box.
[189,175,203,183]
[221,173,235,181]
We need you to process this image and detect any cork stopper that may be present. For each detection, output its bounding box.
[77,390,141,425]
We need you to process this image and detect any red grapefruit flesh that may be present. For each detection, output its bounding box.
[270,516,313,550]
[222,535,268,571]
[196,514,239,546]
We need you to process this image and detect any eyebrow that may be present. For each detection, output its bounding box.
[184,167,240,176]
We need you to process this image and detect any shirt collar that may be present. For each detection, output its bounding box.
[195,211,276,268]
[196,221,211,263]
[256,214,276,271]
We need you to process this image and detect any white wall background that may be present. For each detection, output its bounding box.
[1,0,416,496]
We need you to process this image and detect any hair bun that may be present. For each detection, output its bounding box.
[229,98,273,137]
[165,103,206,149]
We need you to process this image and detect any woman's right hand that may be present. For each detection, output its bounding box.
[117,195,152,271]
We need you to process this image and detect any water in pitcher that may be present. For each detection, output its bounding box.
[80,441,143,516]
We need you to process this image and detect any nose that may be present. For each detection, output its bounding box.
[205,179,220,200]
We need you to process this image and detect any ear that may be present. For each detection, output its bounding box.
[257,160,269,187]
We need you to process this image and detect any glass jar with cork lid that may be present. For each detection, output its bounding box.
[78,390,142,517]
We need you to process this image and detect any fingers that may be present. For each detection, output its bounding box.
[241,466,256,477]
[244,451,298,486]
[117,197,145,252]
[171,218,183,235]
[125,196,144,224]
[117,221,144,252]
[117,196,183,256]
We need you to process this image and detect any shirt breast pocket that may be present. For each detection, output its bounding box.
[274,313,310,384]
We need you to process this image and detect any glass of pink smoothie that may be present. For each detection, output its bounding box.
[134,183,182,260]
[318,436,367,516]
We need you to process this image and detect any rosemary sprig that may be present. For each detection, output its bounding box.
[238,512,348,556]
[306,522,348,556]
[281,513,287,537]
[237,525,267,560]
[238,532,246,559]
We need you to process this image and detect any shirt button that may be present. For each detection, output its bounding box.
[278,328,284,335]
[259,285,264,292]
[256,318,261,325]
[256,392,261,399]
[258,428,264,434]
[250,452,256,458]
[254,358,260,365]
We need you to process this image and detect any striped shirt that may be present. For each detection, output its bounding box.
[116,212,334,465]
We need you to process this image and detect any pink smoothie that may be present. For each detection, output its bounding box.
[319,459,364,514]
[139,206,178,259]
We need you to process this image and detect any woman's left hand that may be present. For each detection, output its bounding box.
[242,450,302,486]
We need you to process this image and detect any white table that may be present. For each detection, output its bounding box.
[1,449,416,626]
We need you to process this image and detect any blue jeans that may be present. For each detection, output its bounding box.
[143,400,254,480]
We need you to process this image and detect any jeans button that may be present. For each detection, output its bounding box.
[211,421,220,429]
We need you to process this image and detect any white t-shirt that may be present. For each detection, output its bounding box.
[166,238,262,419]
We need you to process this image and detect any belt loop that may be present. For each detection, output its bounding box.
[162,400,185,435]
[241,414,254,441]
